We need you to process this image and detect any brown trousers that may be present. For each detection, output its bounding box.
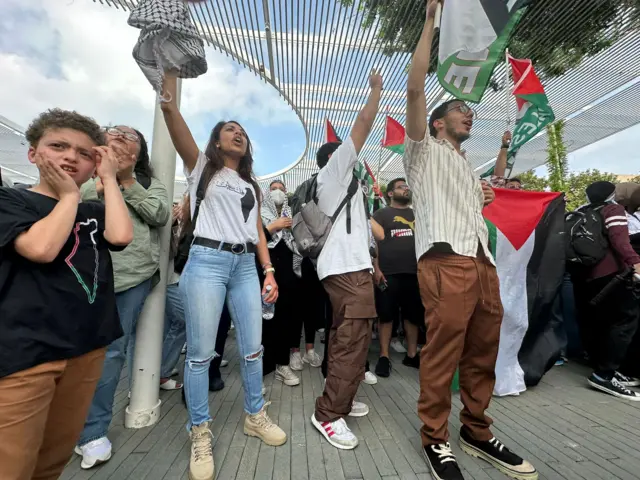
[315,270,376,423]
[417,252,503,445]
[0,348,106,480]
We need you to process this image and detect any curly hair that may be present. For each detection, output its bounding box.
[25,108,104,147]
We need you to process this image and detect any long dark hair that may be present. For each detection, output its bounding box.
[132,128,153,189]
[202,120,261,201]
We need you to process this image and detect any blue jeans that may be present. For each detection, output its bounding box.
[161,282,186,378]
[180,245,264,428]
[78,278,153,446]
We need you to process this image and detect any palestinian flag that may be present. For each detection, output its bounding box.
[325,117,381,212]
[483,188,565,395]
[437,0,529,103]
[481,55,554,178]
[325,117,341,143]
[382,115,405,155]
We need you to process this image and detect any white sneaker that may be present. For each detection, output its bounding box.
[311,414,358,450]
[289,351,303,371]
[220,359,229,367]
[348,400,369,417]
[189,422,214,480]
[390,338,407,353]
[75,437,112,469]
[303,349,322,368]
[362,371,378,385]
[275,365,301,386]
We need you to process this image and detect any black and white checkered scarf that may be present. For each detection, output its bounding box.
[128,0,207,97]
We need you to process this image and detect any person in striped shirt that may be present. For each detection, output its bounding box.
[402,2,538,480]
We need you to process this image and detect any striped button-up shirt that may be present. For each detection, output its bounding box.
[402,133,494,265]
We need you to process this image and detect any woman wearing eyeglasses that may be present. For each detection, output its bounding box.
[74,125,171,469]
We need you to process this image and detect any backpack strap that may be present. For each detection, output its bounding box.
[331,177,360,234]
[191,173,207,232]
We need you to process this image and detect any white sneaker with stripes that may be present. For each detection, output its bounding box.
[311,414,358,450]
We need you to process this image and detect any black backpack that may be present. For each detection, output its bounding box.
[174,174,206,274]
[565,203,608,268]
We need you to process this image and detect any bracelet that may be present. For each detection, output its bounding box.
[264,267,276,275]
[262,262,273,269]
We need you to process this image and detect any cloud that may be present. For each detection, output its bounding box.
[0,0,299,149]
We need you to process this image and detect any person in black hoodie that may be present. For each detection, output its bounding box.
[572,181,640,401]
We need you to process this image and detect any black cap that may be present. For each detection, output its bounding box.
[586,181,616,204]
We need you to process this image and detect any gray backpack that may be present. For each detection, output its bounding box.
[291,176,359,259]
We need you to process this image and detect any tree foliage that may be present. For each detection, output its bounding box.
[520,169,619,211]
[341,0,640,79]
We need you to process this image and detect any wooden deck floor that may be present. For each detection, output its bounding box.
[61,333,640,480]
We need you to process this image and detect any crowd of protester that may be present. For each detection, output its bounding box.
[2,2,640,480]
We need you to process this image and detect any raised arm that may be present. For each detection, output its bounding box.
[160,71,200,173]
[494,131,512,178]
[350,69,383,155]
[406,0,438,142]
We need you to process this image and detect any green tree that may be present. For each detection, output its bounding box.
[519,169,618,211]
[341,0,640,79]
[546,120,568,192]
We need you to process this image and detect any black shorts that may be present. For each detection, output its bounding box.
[376,273,424,326]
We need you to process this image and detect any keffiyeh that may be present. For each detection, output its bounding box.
[128,0,207,98]
[262,191,303,277]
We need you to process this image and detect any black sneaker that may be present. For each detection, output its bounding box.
[588,374,640,401]
[614,371,640,388]
[402,354,420,369]
[375,356,391,377]
[422,443,464,480]
[459,428,538,480]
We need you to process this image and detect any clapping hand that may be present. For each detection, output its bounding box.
[93,146,119,182]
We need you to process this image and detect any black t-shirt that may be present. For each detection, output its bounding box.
[0,187,123,378]
[373,206,417,275]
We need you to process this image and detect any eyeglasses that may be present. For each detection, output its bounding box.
[394,184,410,191]
[444,103,477,119]
[103,127,140,143]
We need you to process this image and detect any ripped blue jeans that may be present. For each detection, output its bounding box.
[180,244,264,428]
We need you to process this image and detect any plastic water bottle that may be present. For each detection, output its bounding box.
[262,285,275,320]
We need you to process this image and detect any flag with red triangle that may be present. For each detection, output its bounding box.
[481,55,554,178]
[325,117,383,212]
[483,188,565,395]
[325,118,341,143]
[382,115,405,155]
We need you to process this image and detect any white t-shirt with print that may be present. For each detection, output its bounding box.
[316,137,372,280]
[186,152,260,245]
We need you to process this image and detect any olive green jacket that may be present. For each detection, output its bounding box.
[81,177,170,293]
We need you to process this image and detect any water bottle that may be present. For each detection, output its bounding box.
[262,285,275,320]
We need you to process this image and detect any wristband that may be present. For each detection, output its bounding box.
[262,262,273,269]
[501,144,510,149]
[264,267,276,275]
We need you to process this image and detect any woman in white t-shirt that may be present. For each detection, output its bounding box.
[160,72,286,480]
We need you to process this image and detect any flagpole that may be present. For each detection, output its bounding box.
[505,48,515,178]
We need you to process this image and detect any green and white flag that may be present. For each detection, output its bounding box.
[437,0,529,103]
[481,54,555,177]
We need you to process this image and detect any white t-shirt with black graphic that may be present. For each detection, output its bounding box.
[186,152,260,245]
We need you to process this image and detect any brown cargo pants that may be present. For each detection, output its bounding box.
[315,270,376,423]
[417,251,503,446]
[0,348,106,480]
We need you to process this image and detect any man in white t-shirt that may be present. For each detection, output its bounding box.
[310,70,382,451]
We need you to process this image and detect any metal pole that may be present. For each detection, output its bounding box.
[125,79,182,429]
[505,49,515,177]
